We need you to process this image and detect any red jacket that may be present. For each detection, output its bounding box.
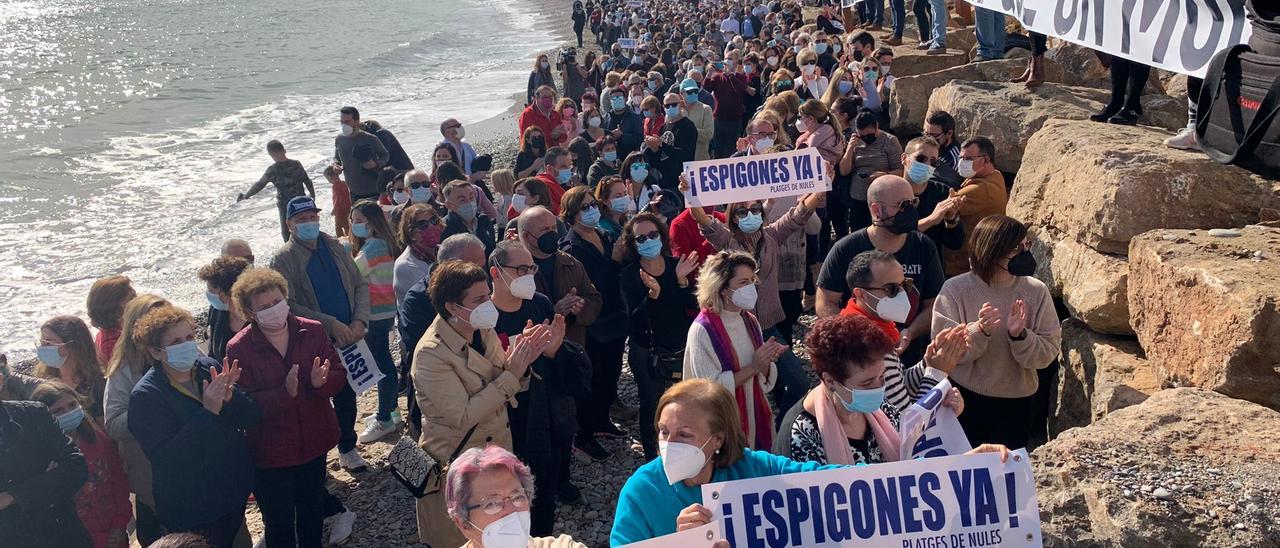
[73,424,131,548]
[669,208,725,271]
[518,104,566,147]
[533,172,567,214]
[226,315,346,469]
[643,115,665,137]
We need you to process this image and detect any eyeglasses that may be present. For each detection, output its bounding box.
[664,103,681,108]
[802,61,816,67]
[411,218,440,231]
[731,205,765,219]
[407,180,430,189]
[862,66,877,72]
[445,124,462,131]
[924,131,946,140]
[750,130,777,139]
[631,162,649,171]
[634,230,662,243]
[466,491,531,516]
[858,278,915,298]
[499,263,539,277]
[911,154,939,167]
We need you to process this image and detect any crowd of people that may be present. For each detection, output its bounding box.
[2,0,1214,547]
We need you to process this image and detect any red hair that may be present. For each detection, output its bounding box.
[804,315,894,383]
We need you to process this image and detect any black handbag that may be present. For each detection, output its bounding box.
[1195,43,1280,178]
[648,346,685,383]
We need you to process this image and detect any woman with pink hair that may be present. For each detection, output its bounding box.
[445,445,586,548]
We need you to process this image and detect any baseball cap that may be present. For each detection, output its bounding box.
[680,78,699,92]
[286,196,321,219]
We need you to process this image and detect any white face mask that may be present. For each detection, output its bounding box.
[753,136,774,153]
[457,300,500,330]
[588,116,602,128]
[802,64,815,76]
[957,158,976,179]
[340,123,354,137]
[503,269,537,300]
[865,289,911,324]
[511,194,529,213]
[795,118,808,134]
[256,299,290,330]
[473,510,531,548]
[455,126,467,139]
[659,438,712,485]
[730,283,758,310]
[392,190,409,204]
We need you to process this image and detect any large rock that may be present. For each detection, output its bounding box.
[1030,232,1132,335]
[1008,118,1280,254]
[926,81,1185,172]
[1050,319,1160,436]
[1127,226,1280,410]
[889,59,1024,133]
[1034,388,1280,547]
[885,46,970,78]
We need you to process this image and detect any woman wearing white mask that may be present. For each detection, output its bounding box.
[794,49,828,101]
[577,105,606,143]
[35,315,106,420]
[682,251,790,450]
[446,445,586,548]
[411,260,551,548]
[225,268,346,547]
[127,304,258,548]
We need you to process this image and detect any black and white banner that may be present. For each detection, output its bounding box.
[965,0,1253,78]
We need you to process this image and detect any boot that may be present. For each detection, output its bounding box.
[1024,54,1045,88]
[1010,59,1031,83]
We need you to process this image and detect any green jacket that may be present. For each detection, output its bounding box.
[269,234,371,335]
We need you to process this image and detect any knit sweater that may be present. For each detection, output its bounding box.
[684,311,778,449]
[354,237,397,321]
[931,273,1061,398]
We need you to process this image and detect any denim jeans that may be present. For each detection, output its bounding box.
[366,318,398,421]
[761,327,811,429]
[929,0,948,48]
[974,7,1006,59]
[861,0,885,25]
[890,0,907,38]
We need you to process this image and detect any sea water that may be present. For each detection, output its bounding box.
[0,0,558,354]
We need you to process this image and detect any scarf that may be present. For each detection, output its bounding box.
[694,309,773,450]
[410,225,441,263]
[810,384,901,465]
[840,299,901,347]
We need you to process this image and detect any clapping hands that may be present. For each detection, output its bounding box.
[203,358,241,414]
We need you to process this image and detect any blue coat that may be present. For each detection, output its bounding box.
[128,358,260,530]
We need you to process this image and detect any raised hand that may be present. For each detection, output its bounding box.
[220,358,241,402]
[975,302,1002,336]
[285,364,300,398]
[923,324,970,374]
[310,357,332,389]
[678,175,690,193]
[202,373,231,415]
[675,251,700,280]
[639,270,661,299]
[943,387,965,416]
[1007,299,1028,338]
[750,337,788,376]
[543,314,567,357]
[554,287,583,316]
[676,503,714,532]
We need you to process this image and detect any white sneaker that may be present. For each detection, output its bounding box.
[1164,127,1198,150]
[328,510,357,545]
[357,418,397,443]
[338,449,369,472]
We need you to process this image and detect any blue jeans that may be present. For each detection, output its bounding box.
[974,7,1006,59]
[859,0,884,25]
[890,0,907,38]
[929,0,948,48]
[366,318,398,421]
[762,327,811,429]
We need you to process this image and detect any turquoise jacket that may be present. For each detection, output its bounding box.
[610,448,842,546]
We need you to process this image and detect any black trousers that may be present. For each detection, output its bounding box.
[1030,31,1048,56]
[333,383,357,453]
[1105,56,1151,114]
[848,199,874,234]
[711,118,744,159]
[913,0,931,41]
[136,501,164,547]
[629,345,673,462]
[954,382,1036,450]
[255,456,327,548]
[508,398,564,537]
[574,23,585,48]
[581,336,627,435]
[1028,359,1060,449]
[776,289,805,344]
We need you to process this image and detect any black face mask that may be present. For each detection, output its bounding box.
[531,136,545,148]
[882,204,919,235]
[536,231,559,255]
[1007,250,1037,277]
[860,132,877,145]
[853,49,865,62]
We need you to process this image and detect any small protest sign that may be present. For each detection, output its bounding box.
[682,148,828,208]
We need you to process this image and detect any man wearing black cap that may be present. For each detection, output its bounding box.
[269,196,373,472]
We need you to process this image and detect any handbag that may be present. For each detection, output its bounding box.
[1195,43,1280,178]
[648,346,685,383]
[391,423,478,499]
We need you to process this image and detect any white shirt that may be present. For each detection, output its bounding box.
[684,311,778,446]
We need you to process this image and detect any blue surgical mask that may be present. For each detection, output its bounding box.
[866,70,879,81]
[906,161,935,185]
[295,221,320,241]
[833,383,886,413]
[56,407,86,433]
[815,42,828,55]
[580,206,601,227]
[455,201,478,220]
[636,238,663,258]
[610,195,632,212]
[665,106,681,119]
[630,166,649,182]
[611,96,627,111]
[206,291,229,312]
[603,150,618,163]
[410,186,433,203]
[37,345,66,368]
[557,168,573,185]
[164,341,201,372]
[838,80,853,95]
[352,222,370,239]
[738,212,764,233]
[684,92,699,104]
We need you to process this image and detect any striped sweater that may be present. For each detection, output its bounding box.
[884,352,941,412]
[354,237,397,321]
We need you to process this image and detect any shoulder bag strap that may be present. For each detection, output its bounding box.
[1197,44,1280,163]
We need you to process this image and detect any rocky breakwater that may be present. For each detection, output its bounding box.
[1033,388,1280,547]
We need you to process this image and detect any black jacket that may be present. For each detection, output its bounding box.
[644,116,698,190]
[441,211,497,259]
[397,266,438,358]
[603,108,645,158]
[561,228,627,343]
[0,401,92,548]
[368,126,414,171]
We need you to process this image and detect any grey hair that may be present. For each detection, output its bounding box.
[445,446,536,523]
[437,233,484,263]
[488,239,528,270]
[515,206,554,239]
[403,167,429,183]
[845,250,898,291]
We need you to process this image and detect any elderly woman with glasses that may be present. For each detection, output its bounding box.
[445,445,585,548]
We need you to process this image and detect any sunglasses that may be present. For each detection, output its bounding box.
[499,263,540,277]
[880,197,921,211]
[407,180,430,189]
[862,66,877,72]
[664,103,681,108]
[411,218,440,231]
[912,154,939,167]
[858,278,915,298]
[732,205,765,218]
[634,230,662,243]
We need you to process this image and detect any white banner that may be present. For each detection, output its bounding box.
[337,340,384,395]
[898,378,974,460]
[623,522,723,547]
[618,38,640,50]
[702,450,1042,547]
[682,148,829,208]
[964,0,1252,78]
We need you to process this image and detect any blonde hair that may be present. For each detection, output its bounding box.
[106,294,169,377]
[230,268,290,320]
[490,168,517,196]
[656,379,747,469]
[695,251,758,312]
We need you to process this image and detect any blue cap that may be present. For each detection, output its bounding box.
[286,196,321,219]
[680,78,699,92]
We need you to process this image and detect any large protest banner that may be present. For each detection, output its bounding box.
[898,378,974,460]
[703,450,1041,547]
[963,0,1252,78]
[682,148,829,208]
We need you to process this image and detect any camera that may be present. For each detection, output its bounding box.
[559,47,577,65]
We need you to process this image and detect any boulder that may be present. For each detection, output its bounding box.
[1030,232,1132,335]
[888,59,1025,133]
[1050,319,1160,436]
[926,81,1185,172]
[1034,388,1280,547]
[885,46,970,78]
[1163,72,1189,101]
[1007,118,1280,254]
[1127,226,1280,410]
